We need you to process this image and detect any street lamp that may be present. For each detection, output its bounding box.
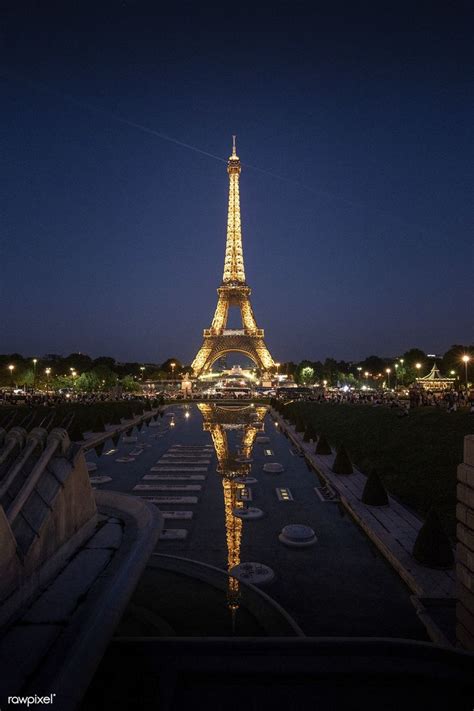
[32,358,38,388]
[394,363,399,386]
[8,364,15,387]
[140,366,145,381]
[364,371,369,387]
[45,368,51,391]
[462,355,470,389]
[385,368,391,389]
[170,362,176,380]
[415,362,422,375]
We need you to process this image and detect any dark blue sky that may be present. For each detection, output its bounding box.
[1,1,472,364]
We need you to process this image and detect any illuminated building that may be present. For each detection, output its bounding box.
[191,137,275,376]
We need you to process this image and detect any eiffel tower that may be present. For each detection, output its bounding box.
[191,137,275,377]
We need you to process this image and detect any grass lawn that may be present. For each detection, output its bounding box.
[280,402,473,537]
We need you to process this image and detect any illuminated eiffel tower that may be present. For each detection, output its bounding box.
[191,137,275,376]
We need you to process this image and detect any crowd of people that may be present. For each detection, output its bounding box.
[0,390,155,409]
[1,385,473,415]
[283,387,474,414]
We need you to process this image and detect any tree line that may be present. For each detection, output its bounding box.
[0,353,184,391]
[280,344,472,386]
[0,344,471,390]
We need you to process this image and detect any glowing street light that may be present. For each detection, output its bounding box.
[170,362,176,380]
[45,367,51,391]
[385,368,391,388]
[8,364,15,387]
[140,366,145,381]
[415,362,422,375]
[32,358,38,388]
[462,355,471,389]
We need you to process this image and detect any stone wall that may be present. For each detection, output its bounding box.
[457,434,474,649]
[0,444,97,625]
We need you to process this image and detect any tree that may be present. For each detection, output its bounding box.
[161,358,183,375]
[92,356,117,369]
[440,344,473,377]
[121,375,141,392]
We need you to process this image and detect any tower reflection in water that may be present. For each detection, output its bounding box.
[197,403,267,623]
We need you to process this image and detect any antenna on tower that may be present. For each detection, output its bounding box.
[232,134,237,155]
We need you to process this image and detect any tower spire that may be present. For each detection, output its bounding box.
[191,138,275,376]
[223,136,245,283]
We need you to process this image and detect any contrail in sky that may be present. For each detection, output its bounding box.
[2,70,432,232]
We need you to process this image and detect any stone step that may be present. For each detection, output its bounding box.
[144,474,206,481]
[133,484,202,492]
[138,496,199,504]
[161,511,194,520]
[150,466,208,472]
[159,529,188,541]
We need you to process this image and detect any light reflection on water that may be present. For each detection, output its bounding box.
[197,403,267,622]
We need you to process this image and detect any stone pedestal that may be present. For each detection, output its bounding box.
[457,434,474,649]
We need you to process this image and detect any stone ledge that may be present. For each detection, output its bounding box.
[464,435,474,468]
[457,562,474,593]
[456,620,474,651]
[457,483,474,509]
[457,581,474,617]
[458,523,474,553]
[457,541,474,571]
[458,462,474,486]
[23,549,113,623]
[457,601,474,641]
[456,503,474,530]
[1,492,162,711]
[85,522,123,550]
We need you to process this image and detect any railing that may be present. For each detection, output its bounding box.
[6,427,69,524]
[4,408,161,525]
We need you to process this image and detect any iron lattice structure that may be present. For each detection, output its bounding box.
[191,138,275,376]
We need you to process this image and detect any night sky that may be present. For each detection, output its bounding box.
[1,1,472,364]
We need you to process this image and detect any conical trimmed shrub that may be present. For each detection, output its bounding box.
[315,434,331,455]
[413,509,454,569]
[110,411,122,425]
[303,425,316,442]
[332,444,353,475]
[295,419,305,433]
[361,471,388,506]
